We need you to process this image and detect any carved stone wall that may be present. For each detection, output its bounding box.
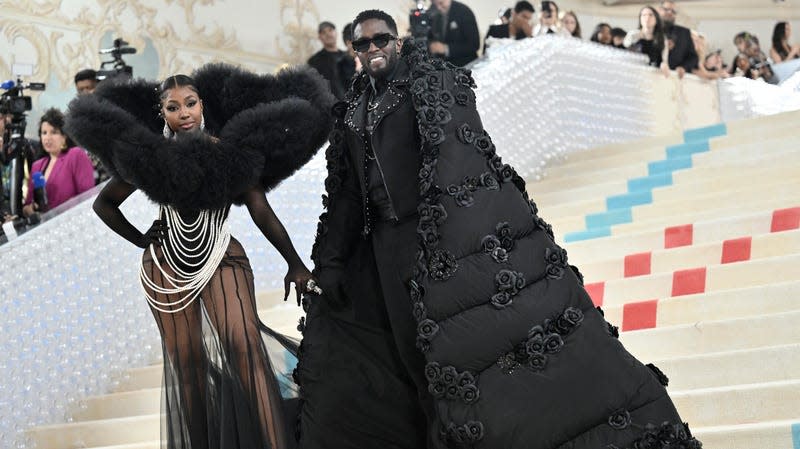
[0,0,410,135]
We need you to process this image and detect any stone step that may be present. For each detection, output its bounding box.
[551,134,683,165]
[594,253,800,308]
[672,379,800,428]
[551,188,799,239]
[532,133,799,194]
[552,109,800,168]
[632,179,800,225]
[659,344,800,391]
[115,365,162,394]
[60,441,162,449]
[27,414,160,449]
[619,310,800,360]
[600,280,800,331]
[580,229,800,283]
[542,121,796,182]
[692,419,800,449]
[611,199,798,237]
[75,388,160,421]
[534,161,795,211]
[564,207,799,264]
[544,112,798,174]
[539,165,797,223]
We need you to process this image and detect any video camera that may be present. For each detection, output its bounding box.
[97,38,136,80]
[409,2,433,40]
[0,66,44,220]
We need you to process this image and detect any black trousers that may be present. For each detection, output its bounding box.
[297,218,444,449]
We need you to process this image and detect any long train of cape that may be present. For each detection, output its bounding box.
[302,39,702,449]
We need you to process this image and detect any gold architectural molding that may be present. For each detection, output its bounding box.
[274,0,322,64]
[0,0,290,93]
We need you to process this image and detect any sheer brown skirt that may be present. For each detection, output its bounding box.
[142,237,297,449]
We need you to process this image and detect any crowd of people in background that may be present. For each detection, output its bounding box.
[1,0,796,235]
[307,0,798,99]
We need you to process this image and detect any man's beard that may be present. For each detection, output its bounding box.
[366,52,398,79]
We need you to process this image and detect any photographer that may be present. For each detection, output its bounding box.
[73,69,110,184]
[485,1,535,53]
[74,69,98,95]
[744,35,777,83]
[0,100,37,224]
[22,108,93,217]
[428,0,480,66]
[0,108,13,221]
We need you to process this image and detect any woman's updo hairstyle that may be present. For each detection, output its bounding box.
[157,74,200,108]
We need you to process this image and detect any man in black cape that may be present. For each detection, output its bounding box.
[295,9,702,449]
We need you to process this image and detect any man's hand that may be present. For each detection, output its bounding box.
[429,41,448,55]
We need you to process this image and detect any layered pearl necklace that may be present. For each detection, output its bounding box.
[139,205,231,313]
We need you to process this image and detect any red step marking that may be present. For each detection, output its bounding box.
[721,237,752,264]
[665,224,693,249]
[622,299,659,331]
[624,252,652,277]
[671,267,707,296]
[771,207,800,233]
[585,282,605,307]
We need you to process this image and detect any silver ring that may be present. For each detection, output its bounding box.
[306,279,323,295]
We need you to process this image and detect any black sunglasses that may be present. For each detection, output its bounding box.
[352,33,397,53]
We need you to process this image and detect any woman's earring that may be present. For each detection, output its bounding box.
[200,114,205,131]
[162,121,173,139]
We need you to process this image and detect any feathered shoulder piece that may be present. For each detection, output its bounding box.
[65,63,335,210]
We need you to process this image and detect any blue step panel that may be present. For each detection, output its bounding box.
[606,191,653,210]
[585,208,633,229]
[793,421,800,449]
[628,173,673,192]
[683,123,727,142]
[666,141,710,159]
[563,123,727,242]
[563,227,611,243]
[648,156,693,176]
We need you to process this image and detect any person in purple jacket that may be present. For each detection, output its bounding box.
[23,108,94,216]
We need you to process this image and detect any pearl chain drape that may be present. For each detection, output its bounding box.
[139,205,231,313]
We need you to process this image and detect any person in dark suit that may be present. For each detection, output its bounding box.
[298,8,704,449]
[659,0,698,78]
[428,0,481,66]
[484,1,535,54]
[308,21,351,99]
[338,22,358,88]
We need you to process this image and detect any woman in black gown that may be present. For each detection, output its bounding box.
[67,65,334,448]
